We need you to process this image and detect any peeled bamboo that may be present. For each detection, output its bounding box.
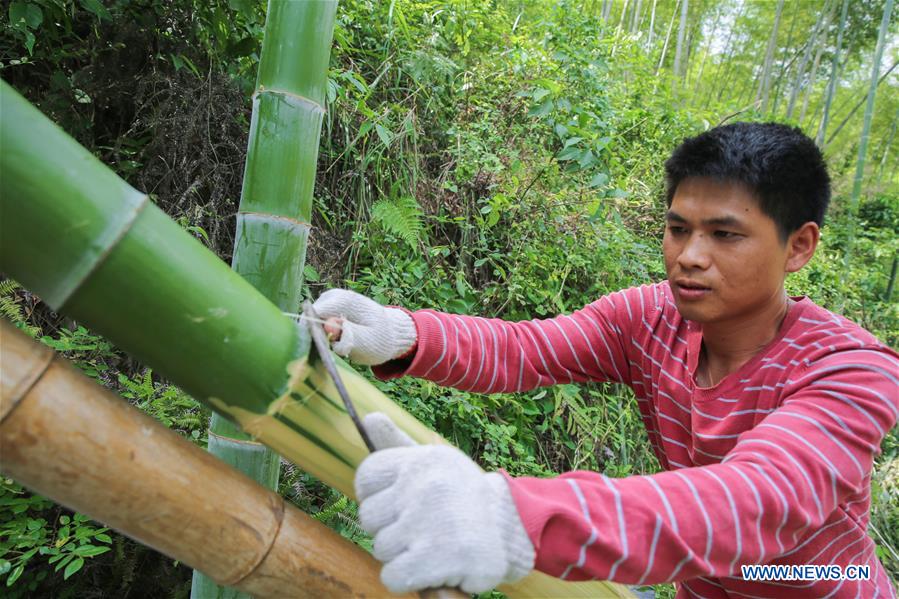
[0,321,413,598]
[197,2,338,595]
[0,80,631,598]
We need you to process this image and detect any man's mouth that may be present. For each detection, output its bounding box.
[674,279,711,299]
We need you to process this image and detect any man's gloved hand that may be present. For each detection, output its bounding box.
[355,413,535,594]
[312,289,417,365]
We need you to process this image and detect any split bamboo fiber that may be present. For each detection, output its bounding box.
[0,80,631,598]
[0,321,414,598]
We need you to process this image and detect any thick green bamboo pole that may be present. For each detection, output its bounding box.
[0,80,630,598]
[195,2,337,596]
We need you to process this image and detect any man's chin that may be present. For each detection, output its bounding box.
[672,300,712,323]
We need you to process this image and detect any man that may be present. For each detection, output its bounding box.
[313,123,898,597]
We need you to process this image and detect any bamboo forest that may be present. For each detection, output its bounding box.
[0,0,897,597]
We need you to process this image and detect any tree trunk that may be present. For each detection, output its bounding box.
[755,0,785,114]
[657,0,681,76]
[840,0,895,291]
[618,0,630,32]
[673,0,689,82]
[691,4,723,96]
[193,1,337,595]
[786,1,831,120]
[705,3,742,108]
[817,0,850,146]
[647,0,658,47]
[877,108,898,184]
[631,0,644,33]
[770,0,803,116]
[798,16,830,126]
[825,59,899,146]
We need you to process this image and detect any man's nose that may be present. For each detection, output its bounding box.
[677,233,712,270]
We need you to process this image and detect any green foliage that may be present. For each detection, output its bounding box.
[0,280,39,337]
[0,478,112,597]
[787,192,899,345]
[870,439,899,580]
[39,325,116,380]
[117,370,208,440]
[370,196,425,248]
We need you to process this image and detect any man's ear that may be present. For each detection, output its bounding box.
[785,222,820,273]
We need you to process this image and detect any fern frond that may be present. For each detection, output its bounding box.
[370,196,424,248]
[0,279,20,296]
[0,279,38,336]
[312,494,349,523]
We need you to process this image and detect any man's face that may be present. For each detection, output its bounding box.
[663,177,792,324]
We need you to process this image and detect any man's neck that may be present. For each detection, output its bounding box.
[698,292,793,386]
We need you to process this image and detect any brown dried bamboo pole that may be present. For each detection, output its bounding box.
[0,320,417,599]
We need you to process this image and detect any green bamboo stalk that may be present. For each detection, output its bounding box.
[816,0,849,147]
[755,0,785,113]
[876,108,898,184]
[194,2,337,596]
[786,0,830,120]
[840,0,894,291]
[0,80,630,598]
[0,80,298,418]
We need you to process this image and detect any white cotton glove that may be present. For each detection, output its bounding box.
[312,289,417,365]
[355,413,535,595]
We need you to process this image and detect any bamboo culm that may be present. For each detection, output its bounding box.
[194,1,337,594]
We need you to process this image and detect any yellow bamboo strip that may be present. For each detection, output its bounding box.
[214,348,634,598]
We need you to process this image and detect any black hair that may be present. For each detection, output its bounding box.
[664,122,831,240]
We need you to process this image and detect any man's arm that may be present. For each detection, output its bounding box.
[507,348,898,584]
[370,285,653,392]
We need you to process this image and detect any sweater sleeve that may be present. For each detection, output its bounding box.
[372,286,652,392]
[503,347,899,584]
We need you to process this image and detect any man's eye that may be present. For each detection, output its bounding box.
[714,230,740,239]
[668,226,687,234]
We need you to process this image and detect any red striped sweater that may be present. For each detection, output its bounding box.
[374,282,899,598]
